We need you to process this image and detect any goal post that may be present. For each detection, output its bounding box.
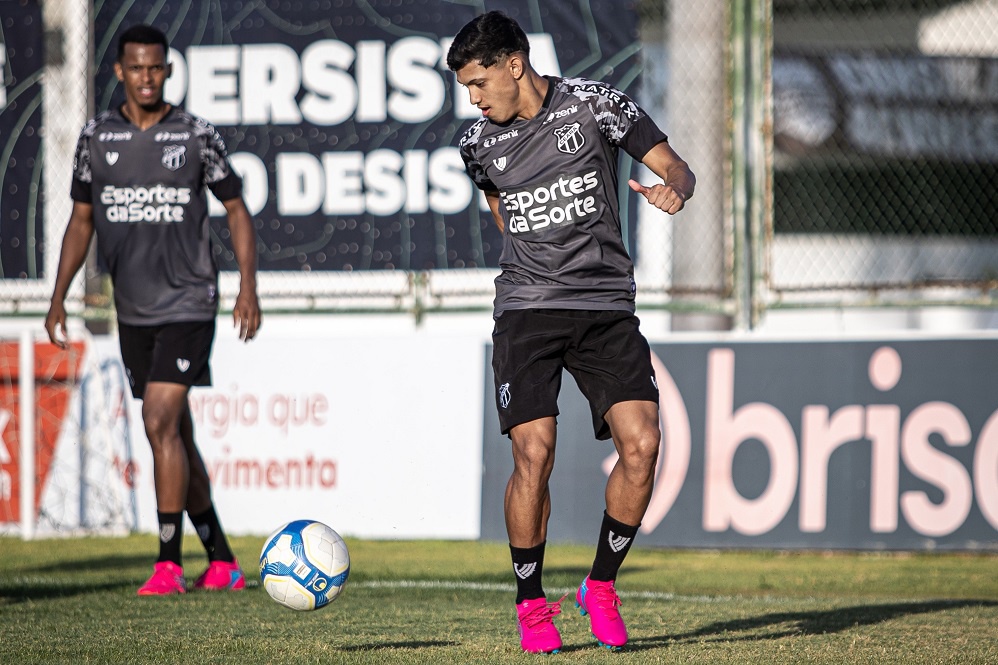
[0,322,136,539]
[18,329,35,539]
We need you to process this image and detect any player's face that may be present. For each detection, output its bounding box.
[455,56,523,124]
[114,43,171,110]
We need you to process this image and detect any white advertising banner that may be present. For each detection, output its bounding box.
[93,317,487,539]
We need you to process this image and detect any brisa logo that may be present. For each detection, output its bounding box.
[603,345,998,540]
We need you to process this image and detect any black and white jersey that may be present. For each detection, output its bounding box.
[71,106,243,326]
[458,76,667,317]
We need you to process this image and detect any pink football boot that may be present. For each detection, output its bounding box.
[576,576,627,649]
[137,561,186,596]
[516,596,565,654]
[194,560,246,591]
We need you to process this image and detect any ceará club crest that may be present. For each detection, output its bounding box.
[161,145,186,171]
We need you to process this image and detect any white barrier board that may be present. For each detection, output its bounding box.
[93,316,489,539]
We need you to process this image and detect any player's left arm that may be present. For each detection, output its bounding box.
[221,197,261,342]
[630,140,696,215]
[581,78,695,215]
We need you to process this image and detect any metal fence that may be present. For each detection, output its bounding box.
[767,0,998,314]
[1,0,995,327]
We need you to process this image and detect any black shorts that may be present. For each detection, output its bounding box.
[118,320,215,399]
[491,309,659,440]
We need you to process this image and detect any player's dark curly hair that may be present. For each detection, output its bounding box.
[446,11,530,71]
[117,24,169,62]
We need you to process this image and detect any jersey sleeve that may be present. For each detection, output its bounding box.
[69,126,94,203]
[458,118,497,192]
[619,115,669,162]
[563,78,668,162]
[197,118,244,203]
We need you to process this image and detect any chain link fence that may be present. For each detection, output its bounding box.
[637,0,736,328]
[1,1,994,325]
[769,0,998,308]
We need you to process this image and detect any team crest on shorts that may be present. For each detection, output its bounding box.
[161,144,187,171]
[499,382,511,408]
[554,122,584,154]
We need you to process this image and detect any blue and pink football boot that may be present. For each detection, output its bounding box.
[576,576,628,650]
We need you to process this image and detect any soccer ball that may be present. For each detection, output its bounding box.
[259,520,350,611]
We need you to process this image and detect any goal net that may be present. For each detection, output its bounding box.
[0,324,136,538]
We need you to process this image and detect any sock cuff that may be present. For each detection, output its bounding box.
[510,541,546,563]
[603,510,639,537]
[187,506,216,523]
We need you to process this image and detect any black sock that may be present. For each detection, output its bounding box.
[156,511,184,565]
[189,506,235,563]
[510,542,546,604]
[589,511,639,582]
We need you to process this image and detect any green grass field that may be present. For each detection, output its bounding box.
[2,535,997,664]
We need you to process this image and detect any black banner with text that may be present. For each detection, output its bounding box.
[0,1,44,279]
[94,1,641,272]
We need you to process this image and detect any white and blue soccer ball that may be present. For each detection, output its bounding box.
[259,520,350,611]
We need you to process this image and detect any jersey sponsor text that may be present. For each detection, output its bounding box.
[483,129,519,148]
[98,131,134,142]
[101,184,192,223]
[543,104,578,124]
[155,131,191,142]
[501,170,599,234]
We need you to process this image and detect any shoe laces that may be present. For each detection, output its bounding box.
[521,595,567,629]
[588,582,622,611]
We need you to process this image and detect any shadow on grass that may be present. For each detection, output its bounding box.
[2,552,230,602]
[349,564,623,589]
[627,599,998,651]
[338,640,459,652]
[545,564,657,577]
[24,553,152,574]
[1,580,138,602]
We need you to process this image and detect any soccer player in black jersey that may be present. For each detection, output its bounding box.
[448,11,695,653]
[44,25,261,596]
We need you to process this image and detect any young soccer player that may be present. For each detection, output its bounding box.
[448,11,695,653]
[45,24,261,595]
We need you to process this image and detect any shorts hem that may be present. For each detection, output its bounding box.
[499,408,560,437]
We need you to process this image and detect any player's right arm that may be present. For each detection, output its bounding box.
[458,120,504,231]
[44,202,95,348]
[485,191,505,233]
